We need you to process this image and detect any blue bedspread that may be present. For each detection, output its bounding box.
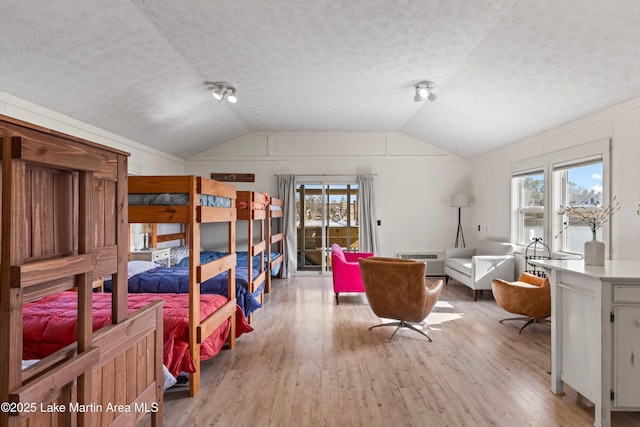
[177,250,281,275]
[104,266,263,316]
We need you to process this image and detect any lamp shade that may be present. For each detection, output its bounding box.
[450,193,470,207]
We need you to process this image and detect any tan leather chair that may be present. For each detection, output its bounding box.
[491,272,551,334]
[359,257,444,342]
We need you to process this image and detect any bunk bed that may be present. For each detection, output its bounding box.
[179,191,285,294]
[266,196,286,292]
[127,175,240,396]
[158,190,269,322]
[235,191,268,321]
[127,190,272,323]
[0,116,163,426]
[105,259,262,318]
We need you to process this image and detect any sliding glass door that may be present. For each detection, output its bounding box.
[296,182,359,274]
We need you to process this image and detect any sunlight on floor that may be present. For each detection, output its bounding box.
[374,299,464,330]
[427,299,464,326]
[426,311,465,327]
[435,300,455,309]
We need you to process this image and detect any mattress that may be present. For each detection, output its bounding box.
[23,291,252,377]
[175,250,281,276]
[128,193,231,207]
[104,265,263,316]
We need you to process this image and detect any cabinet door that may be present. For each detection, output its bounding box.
[613,306,640,408]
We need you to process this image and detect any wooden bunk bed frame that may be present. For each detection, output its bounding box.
[0,116,163,426]
[266,196,285,292]
[236,191,268,321]
[128,175,237,397]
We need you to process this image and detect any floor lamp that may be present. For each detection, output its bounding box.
[451,193,470,248]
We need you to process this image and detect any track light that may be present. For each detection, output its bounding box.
[226,88,237,103]
[205,81,238,103]
[212,86,225,100]
[414,81,437,102]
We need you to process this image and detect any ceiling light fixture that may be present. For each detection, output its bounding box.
[414,81,437,102]
[226,87,237,104]
[205,81,238,103]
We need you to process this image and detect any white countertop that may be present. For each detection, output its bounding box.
[531,259,640,280]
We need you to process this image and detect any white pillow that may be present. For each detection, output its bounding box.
[169,245,207,266]
[128,260,161,278]
[169,245,190,266]
[163,365,177,391]
[22,359,40,370]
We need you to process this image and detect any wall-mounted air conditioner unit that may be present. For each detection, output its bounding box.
[396,252,445,277]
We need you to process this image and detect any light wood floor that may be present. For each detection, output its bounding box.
[146,276,640,427]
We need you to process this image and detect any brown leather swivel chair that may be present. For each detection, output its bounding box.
[359,257,444,342]
[491,272,551,334]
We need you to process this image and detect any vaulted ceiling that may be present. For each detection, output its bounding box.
[2,0,640,159]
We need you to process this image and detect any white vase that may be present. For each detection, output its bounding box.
[584,231,605,266]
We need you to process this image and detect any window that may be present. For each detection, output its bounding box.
[512,171,544,245]
[510,137,610,254]
[296,182,359,273]
[553,159,603,253]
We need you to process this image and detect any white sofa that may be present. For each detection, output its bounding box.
[444,239,515,301]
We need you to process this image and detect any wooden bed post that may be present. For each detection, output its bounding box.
[0,136,26,427]
[189,175,201,396]
[150,223,159,248]
[267,197,286,288]
[266,201,272,294]
[259,205,266,295]
[247,212,254,324]
[113,155,129,323]
[228,203,237,347]
[76,170,94,427]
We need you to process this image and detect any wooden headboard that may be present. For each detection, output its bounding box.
[0,115,163,426]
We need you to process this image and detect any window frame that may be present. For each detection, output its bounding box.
[552,157,604,254]
[510,138,611,257]
[511,170,545,246]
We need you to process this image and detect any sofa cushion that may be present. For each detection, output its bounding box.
[445,257,472,276]
[476,240,514,256]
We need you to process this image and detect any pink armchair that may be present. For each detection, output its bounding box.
[331,243,374,305]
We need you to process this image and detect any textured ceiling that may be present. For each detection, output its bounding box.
[2,0,640,159]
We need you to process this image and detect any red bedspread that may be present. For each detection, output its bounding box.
[237,201,267,210]
[23,292,253,377]
[237,192,270,210]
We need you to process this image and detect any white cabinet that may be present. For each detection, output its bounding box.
[612,286,640,409]
[130,247,171,267]
[533,260,640,427]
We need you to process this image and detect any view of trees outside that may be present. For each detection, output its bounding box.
[296,184,359,272]
[520,174,544,243]
[562,163,604,252]
[296,185,358,226]
[522,176,544,207]
[520,163,603,252]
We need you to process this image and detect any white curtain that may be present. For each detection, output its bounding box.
[357,173,379,254]
[277,174,297,276]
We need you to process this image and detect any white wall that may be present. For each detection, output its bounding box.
[0,92,184,175]
[185,131,469,257]
[1,92,185,251]
[15,89,637,260]
[469,96,640,260]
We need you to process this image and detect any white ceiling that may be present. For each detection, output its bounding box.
[2,0,640,159]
